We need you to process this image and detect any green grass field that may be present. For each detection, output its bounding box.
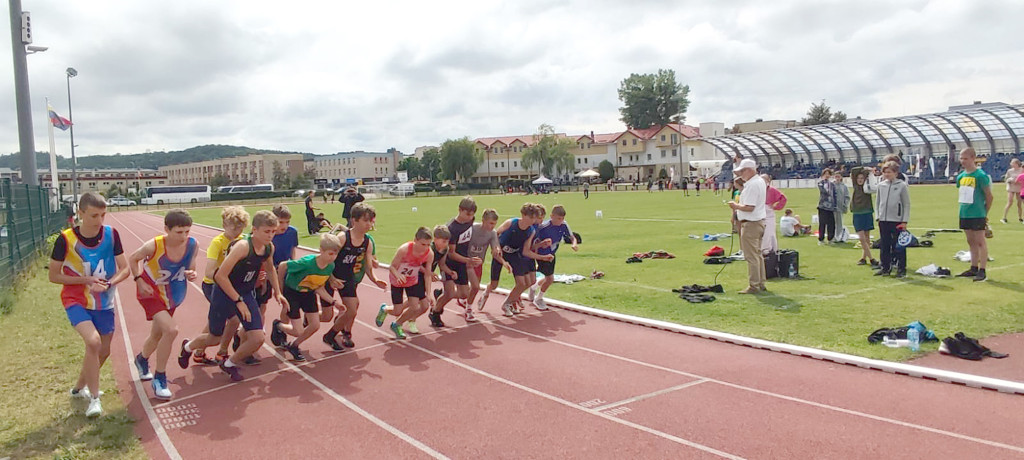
[180,185,1024,360]
[0,259,146,459]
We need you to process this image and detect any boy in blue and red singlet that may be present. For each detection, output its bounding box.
[48,192,130,417]
[128,209,198,400]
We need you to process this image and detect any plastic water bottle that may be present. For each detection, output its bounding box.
[788,264,797,279]
[907,328,920,352]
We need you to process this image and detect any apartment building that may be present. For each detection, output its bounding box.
[313,150,397,188]
[159,153,304,185]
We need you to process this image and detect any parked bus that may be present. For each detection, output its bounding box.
[225,184,274,193]
[140,185,212,205]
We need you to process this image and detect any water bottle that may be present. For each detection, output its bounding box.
[788,264,797,279]
[908,328,920,352]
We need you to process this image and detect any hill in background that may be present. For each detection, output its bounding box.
[0,145,315,171]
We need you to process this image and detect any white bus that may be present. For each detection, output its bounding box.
[225,184,274,193]
[140,185,212,205]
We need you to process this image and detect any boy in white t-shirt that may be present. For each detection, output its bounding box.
[779,209,811,237]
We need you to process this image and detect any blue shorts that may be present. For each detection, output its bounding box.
[208,286,262,337]
[202,282,215,301]
[506,253,532,277]
[853,213,875,232]
[65,305,116,335]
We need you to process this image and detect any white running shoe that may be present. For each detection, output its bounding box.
[477,293,489,311]
[465,308,477,322]
[501,303,514,317]
[535,298,549,311]
[527,285,537,301]
[85,397,103,418]
[405,321,420,335]
[71,387,104,399]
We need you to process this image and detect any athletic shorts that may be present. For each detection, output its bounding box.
[202,282,215,301]
[852,213,875,232]
[537,256,556,277]
[138,294,176,321]
[444,260,469,286]
[470,263,483,281]
[284,286,319,319]
[255,284,272,306]
[65,305,115,335]
[391,275,426,304]
[526,259,537,273]
[507,254,531,277]
[326,278,358,298]
[208,286,262,336]
[490,259,503,282]
[959,217,987,231]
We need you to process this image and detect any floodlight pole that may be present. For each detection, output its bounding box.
[66,67,78,201]
[10,0,38,185]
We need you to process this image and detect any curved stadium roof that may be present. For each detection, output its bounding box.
[702,103,1024,166]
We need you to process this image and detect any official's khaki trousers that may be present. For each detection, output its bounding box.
[740,220,767,290]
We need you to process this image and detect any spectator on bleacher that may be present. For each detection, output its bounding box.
[1001,158,1023,224]
[816,169,837,245]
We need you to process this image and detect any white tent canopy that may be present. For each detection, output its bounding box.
[532,175,553,185]
[576,169,600,178]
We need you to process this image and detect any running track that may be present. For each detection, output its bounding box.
[104,211,1024,459]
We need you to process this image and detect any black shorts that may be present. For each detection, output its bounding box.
[202,282,215,301]
[490,259,503,282]
[326,278,359,298]
[526,259,537,274]
[507,253,531,277]
[391,279,426,304]
[255,284,272,306]
[208,286,262,336]
[959,217,987,231]
[537,256,556,277]
[284,286,319,319]
[444,260,469,286]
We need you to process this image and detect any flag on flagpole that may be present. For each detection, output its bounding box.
[48,104,72,131]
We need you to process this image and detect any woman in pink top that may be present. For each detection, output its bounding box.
[761,174,788,254]
[1002,158,1023,223]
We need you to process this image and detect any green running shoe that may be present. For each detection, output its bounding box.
[405,321,420,334]
[390,322,406,340]
[375,303,389,327]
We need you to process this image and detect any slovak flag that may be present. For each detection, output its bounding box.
[48,104,72,131]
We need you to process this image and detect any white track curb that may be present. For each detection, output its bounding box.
[187,220,1024,396]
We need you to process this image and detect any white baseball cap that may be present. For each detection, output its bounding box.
[733,158,757,172]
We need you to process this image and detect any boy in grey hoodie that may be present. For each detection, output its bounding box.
[866,161,910,277]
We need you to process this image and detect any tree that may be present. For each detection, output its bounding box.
[617,69,690,129]
[439,138,482,183]
[210,173,231,189]
[801,100,848,125]
[271,160,289,189]
[420,148,442,182]
[106,184,121,197]
[521,124,576,179]
[598,160,615,182]
[658,168,668,180]
[398,156,422,180]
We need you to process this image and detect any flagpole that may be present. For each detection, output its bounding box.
[45,97,59,207]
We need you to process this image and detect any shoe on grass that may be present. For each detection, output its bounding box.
[957,268,978,277]
[85,397,103,418]
[973,269,987,282]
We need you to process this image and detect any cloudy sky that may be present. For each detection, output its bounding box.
[2,0,1021,158]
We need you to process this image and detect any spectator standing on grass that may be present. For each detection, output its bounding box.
[583,181,589,199]
[849,166,879,267]
[868,162,910,278]
[832,172,850,242]
[728,159,767,294]
[338,186,365,227]
[304,190,318,235]
[1001,158,1022,223]
[761,174,787,254]
[816,169,837,244]
[955,148,993,282]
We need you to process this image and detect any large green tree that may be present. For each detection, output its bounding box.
[420,148,442,182]
[617,69,690,129]
[271,160,289,189]
[397,156,422,180]
[801,100,847,125]
[439,138,483,183]
[521,124,576,179]
[209,172,231,188]
[598,160,615,182]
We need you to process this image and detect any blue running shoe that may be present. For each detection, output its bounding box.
[390,322,406,340]
[375,303,389,327]
[135,353,153,381]
[152,372,171,400]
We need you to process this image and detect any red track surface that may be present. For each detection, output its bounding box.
[104,211,1024,459]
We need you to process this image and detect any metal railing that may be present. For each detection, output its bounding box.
[0,179,67,286]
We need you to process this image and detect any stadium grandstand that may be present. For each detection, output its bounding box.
[702,102,1024,184]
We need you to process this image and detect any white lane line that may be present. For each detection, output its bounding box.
[353,319,744,460]
[489,322,1024,454]
[592,380,710,412]
[113,289,183,460]
[112,213,448,459]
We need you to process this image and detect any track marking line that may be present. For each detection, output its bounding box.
[489,322,1024,454]
[113,289,183,460]
[112,213,448,458]
[353,319,744,460]
[592,380,710,411]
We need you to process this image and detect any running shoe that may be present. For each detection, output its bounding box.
[856,259,867,266]
[70,387,103,400]
[501,303,514,317]
[957,268,978,277]
[390,322,407,340]
[534,298,549,311]
[152,373,171,400]
[286,343,306,362]
[375,303,389,327]
[895,269,907,279]
[404,321,420,334]
[527,285,537,301]
[214,351,230,364]
[477,292,489,311]
[192,350,218,366]
[340,330,355,348]
[322,332,345,352]
[465,308,477,322]
[85,397,103,418]
[177,339,191,369]
[244,355,261,365]
[135,353,153,381]
[973,269,987,282]
[430,311,446,328]
[219,361,244,382]
[1001,218,1008,224]
[271,320,286,348]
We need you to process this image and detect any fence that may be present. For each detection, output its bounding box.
[0,179,67,286]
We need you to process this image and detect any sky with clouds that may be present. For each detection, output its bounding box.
[2,0,1022,158]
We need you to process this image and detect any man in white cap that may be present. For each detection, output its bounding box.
[728,158,767,294]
